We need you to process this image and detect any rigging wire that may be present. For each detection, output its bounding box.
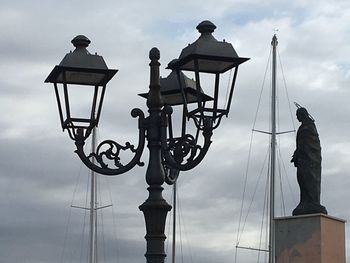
[253,48,273,127]
[275,66,287,217]
[236,146,270,244]
[165,180,194,263]
[177,183,195,263]
[236,45,272,245]
[277,154,286,216]
[263,148,272,263]
[164,187,173,262]
[277,49,296,131]
[235,48,272,259]
[60,163,84,263]
[264,179,269,263]
[235,129,254,249]
[277,148,297,206]
[105,176,121,263]
[257,149,271,263]
[79,170,90,263]
[276,156,286,216]
[177,189,185,263]
[98,176,108,263]
[264,145,273,263]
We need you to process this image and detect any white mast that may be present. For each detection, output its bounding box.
[171,182,177,263]
[89,128,97,263]
[268,34,278,263]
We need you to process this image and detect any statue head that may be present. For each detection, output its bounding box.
[296,107,313,123]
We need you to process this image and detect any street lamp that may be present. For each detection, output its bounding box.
[45,21,248,263]
[45,35,118,141]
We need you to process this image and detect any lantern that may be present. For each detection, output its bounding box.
[167,20,249,130]
[45,35,117,140]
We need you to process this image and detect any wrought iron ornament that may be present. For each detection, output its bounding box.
[74,108,146,176]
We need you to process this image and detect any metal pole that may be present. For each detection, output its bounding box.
[139,48,172,263]
[171,182,177,263]
[89,128,97,263]
[269,34,278,263]
[94,155,98,263]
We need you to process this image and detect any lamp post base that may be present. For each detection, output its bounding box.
[139,185,172,263]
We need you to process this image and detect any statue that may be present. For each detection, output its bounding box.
[291,106,327,216]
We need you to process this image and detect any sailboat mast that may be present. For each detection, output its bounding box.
[171,182,177,263]
[269,34,278,263]
[90,128,97,263]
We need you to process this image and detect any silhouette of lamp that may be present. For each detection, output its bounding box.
[45,21,248,263]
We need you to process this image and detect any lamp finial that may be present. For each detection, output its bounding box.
[71,35,91,48]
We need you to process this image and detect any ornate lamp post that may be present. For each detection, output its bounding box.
[45,21,248,263]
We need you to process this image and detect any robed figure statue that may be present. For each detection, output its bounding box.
[291,107,327,216]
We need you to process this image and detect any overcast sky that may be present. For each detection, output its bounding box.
[0,0,350,262]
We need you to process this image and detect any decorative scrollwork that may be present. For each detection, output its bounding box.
[167,134,202,165]
[88,140,144,169]
[73,108,146,176]
[160,106,213,171]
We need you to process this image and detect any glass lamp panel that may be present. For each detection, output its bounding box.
[56,71,107,86]
[172,56,249,73]
[159,87,213,106]
[177,58,236,74]
[68,84,96,121]
[46,65,117,86]
[138,70,213,106]
[54,83,105,136]
[184,68,238,128]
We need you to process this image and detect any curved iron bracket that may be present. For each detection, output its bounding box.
[161,106,213,171]
[74,108,146,176]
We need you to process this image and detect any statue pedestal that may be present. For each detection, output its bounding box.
[275,214,346,263]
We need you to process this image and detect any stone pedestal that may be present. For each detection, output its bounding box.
[275,214,346,263]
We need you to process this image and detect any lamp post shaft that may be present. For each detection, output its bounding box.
[139,47,172,263]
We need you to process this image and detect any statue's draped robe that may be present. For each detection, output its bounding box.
[294,120,322,206]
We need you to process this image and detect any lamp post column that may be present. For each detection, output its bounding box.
[139,47,172,263]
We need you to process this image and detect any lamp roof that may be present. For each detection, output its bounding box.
[167,20,249,73]
[139,70,213,106]
[45,35,117,86]
[58,35,108,69]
